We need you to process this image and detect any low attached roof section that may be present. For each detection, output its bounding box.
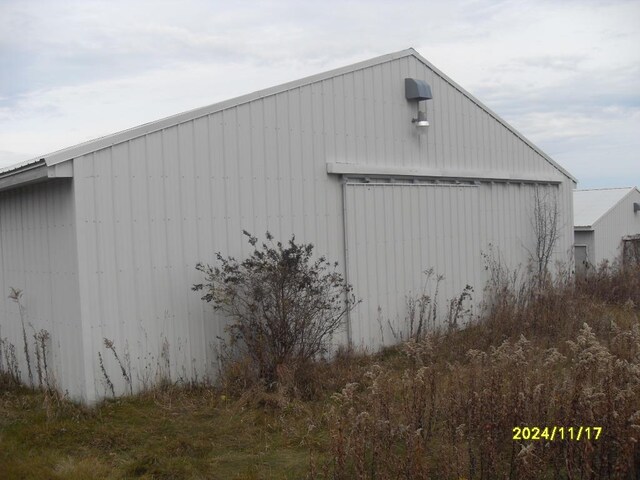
[0,158,74,193]
[0,48,576,184]
[573,187,638,228]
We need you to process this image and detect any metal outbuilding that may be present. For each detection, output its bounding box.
[574,187,640,270]
[0,48,576,403]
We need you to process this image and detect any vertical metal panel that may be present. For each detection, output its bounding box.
[192,116,213,371]
[0,180,83,399]
[454,84,464,170]
[441,76,454,168]
[111,142,136,375]
[288,88,305,238]
[331,75,346,163]
[380,62,394,163]
[300,85,316,240]
[239,104,255,236]
[128,136,154,371]
[310,82,325,169]
[398,57,412,165]
[249,100,268,235]
[343,72,357,161]
[369,65,382,164]
[320,79,336,163]
[361,66,375,162]
[71,74,349,400]
[344,184,479,347]
[180,121,200,375]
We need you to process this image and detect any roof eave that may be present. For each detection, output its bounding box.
[0,160,73,193]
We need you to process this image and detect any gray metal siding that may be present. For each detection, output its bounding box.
[346,181,573,348]
[592,189,640,264]
[72,103,347,399]
[0,180,84,399]
[323,56,565,181]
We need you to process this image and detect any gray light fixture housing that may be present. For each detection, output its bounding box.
[405,78,433,127]
[405,78,433,101]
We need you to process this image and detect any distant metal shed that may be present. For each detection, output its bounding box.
[574,187,640,270]
[0,48,576,403]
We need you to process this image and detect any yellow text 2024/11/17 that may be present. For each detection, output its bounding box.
[512,426,602,441]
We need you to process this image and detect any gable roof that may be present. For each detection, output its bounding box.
[573,187,638,228]
[0,48,576,182]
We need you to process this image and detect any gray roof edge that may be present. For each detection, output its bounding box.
[590,186,640,228]
[0,157,46,176]
[0,159,48,193]
[0,158,46,177]
[2,47,575,183]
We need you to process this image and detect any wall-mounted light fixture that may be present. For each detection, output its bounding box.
[405,78,433,128]
[413,110,429,127]
[634,202,640,213]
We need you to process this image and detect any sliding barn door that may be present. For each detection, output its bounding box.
[344,182,482,349]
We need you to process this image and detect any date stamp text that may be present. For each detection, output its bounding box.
[512,426,602,441]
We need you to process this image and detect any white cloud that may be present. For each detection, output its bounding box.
[0,58,336,163]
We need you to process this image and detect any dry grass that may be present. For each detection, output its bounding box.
[312,262,640,479]
[0,384,326,479]
[1,262,639,479]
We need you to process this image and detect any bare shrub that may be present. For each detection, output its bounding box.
[32,327,43,388]
[576,259,640,307]
[0,337,21,389]
[160,336,171,385]
[193,231,357,392]
[530,186,560,286]
[404,268,443,341]
[9,287,33,387]
[104,338,133,395]
[446,284,474,332]
[98,351,115,398]
[32,328,52,391]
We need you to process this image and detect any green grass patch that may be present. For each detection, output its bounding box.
[0,388,324,479]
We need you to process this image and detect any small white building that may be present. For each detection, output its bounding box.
[574,187,640,270]
[0,48,576,403]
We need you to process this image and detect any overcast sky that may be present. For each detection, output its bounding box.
[1,0,638,188]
